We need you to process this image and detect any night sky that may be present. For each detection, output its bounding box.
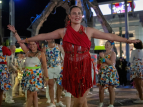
[2,0,111,40]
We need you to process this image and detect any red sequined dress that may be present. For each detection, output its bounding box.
[62,25,95,98]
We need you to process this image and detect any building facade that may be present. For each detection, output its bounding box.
[93,0,143,60]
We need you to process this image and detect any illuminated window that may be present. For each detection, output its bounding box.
[134,0,143,11]
[91,4,111,16]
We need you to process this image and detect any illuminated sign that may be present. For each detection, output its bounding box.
[112,1,134,14]
[134,0,143,11]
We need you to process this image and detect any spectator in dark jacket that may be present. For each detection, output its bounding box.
[116,57,127,86]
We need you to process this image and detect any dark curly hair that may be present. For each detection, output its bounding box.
[134,39,142,49]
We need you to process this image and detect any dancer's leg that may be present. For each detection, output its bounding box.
[0,89,3,107]
[108,85,115,105]
[99,86,104,103]
[26,90,34,107]
[25,90,27,100]
[82,98,88,107]
[54,82,57,99]
[11,73,15,99]
[73,89,89,107]
[65,92,71,107]
[19,81,23,95]
[56,84,62,103]
[33,91,38,107]
[134,78,143,100]
[46,85,51,101]
[12,77,19,96]
[141,79,143,88]
[5,73,14,102]
[48,79,55,104]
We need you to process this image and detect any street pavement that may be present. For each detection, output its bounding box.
[2,88,143,107]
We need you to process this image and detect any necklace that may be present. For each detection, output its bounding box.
[30,51,39,57]
[31,51,38,53]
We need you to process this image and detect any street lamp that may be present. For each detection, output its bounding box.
[0,1,2,4]
[9,0,15,45]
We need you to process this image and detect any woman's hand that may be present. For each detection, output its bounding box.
[7,25,16,33]
[99,52,104,58]
[126,39,140,44]
[44,77,49,86]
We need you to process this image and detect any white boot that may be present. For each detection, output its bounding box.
[48,103,56,107]
[56,101,66,107]
[25,90,27,101]
[133,99,143,103]
[88,92,93,95]
[54,82,57,99]
[62,91,65,96]
[98,102,103,107]
[5,88,15,103]
[46,85,51,103]
[108,104,114,107]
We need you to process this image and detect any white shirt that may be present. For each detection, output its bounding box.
[7,53,17,71]
[130,49,143,64]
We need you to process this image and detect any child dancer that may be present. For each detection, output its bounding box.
[12,52,25,96]
[5,45,18,103]
[97,41,119,107]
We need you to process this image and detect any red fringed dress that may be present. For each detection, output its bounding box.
[62,25,96,98]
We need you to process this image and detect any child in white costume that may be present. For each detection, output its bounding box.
[5,45,18,103]
[12,52,25,96]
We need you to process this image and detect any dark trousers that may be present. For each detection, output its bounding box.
[119,71,127,86]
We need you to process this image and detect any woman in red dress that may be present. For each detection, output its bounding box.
[16,6,138,107]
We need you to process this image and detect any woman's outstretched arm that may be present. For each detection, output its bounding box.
[18,28,65,43]
[7,25,29,53]
[88,27,139,43]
